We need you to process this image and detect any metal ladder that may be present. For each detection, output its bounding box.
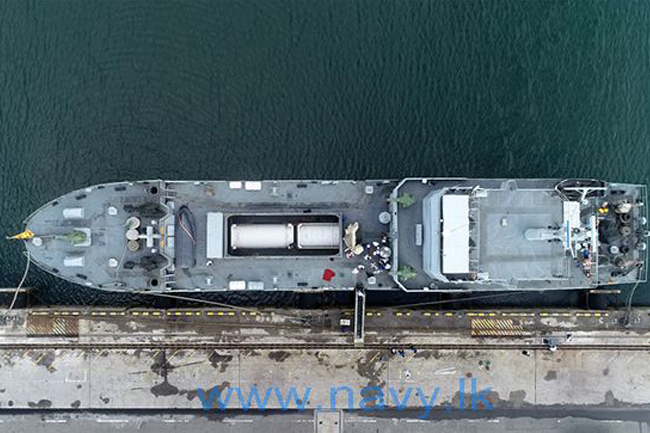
[161,183,177,207]
[164,271,176,288]
[354,286,366,344]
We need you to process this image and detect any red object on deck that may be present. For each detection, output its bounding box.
[322,268,335,282]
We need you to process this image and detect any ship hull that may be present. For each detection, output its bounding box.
[22,178,648,293]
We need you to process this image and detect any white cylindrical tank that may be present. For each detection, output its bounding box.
[297,223,340,249]
[230,224,294,249]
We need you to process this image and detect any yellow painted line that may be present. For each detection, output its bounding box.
[423,312,432,316]
[218,311,225,316]
[444,312,454,316]
[227,312,234,316]
[250,312,257,316]
[168,350,181,362]
[207,311,215,316]
[541,312,573,317]
[152,311,161,316]
[132,312,140,316]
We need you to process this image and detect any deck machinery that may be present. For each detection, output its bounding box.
[20,178,648,293]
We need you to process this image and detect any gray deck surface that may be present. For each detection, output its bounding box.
[478,189,567,281]
[394,178,571,290]
[170,180,396,291]
[23,180,398,292]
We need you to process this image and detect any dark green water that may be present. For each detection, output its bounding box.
[1,0,649,308]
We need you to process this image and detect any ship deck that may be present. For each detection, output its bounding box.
[22,178,647,293]
[168,180,398,291]
[24,180,400,292]
[394,178,595,290]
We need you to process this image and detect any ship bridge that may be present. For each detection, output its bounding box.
[422,187,568,283]
[392,178,648,291]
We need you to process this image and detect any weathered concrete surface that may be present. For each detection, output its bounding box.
[536,350,650,406]
[0,347,649,410]
[0,307,649,347]
[0,307,649,411]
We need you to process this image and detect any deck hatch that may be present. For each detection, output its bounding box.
[206,212,224,259]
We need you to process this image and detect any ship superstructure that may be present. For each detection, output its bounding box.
[20,178,648,293]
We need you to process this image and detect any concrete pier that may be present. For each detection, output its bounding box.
[0,306,649,417]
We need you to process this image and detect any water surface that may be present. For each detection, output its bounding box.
[0,0,649,308]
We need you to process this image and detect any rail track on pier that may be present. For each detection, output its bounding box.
[0,341,648,351]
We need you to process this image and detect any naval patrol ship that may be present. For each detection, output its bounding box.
[15,178,649,293]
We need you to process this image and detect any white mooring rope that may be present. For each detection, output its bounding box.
[8,251,30,311]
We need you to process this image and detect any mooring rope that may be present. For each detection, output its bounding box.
[129,289,314,322]
[8,251,30,310]
[623,280,641,327]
